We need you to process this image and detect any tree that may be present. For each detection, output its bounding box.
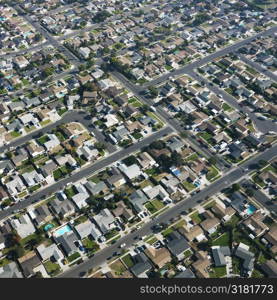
[180,132,188,139]
[208,157,217,165]
[245,188,254,197]
[95,142,106,151]
[258,160,267,168]
[140,104,150,114]
[232,183,240,192]
[149,140,165,150]
[157,154,172,169]
[171,151,183,167]
[148,86,158,97]
[10,245,25,259]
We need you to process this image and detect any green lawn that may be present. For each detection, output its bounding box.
[40,119,51,126]
[18,190,28,198]
[182,181,196,192]
[25,126,36,133]
[146,237,158,245]
[110,260,127,276]
[145,202,158,214]
[121,254,134,268]
[82,238,100,253]
[263,165,277,174]
[147,112,163,127]
[251,174,266,188]
[209,266,227,278]
[212,232,230,246]
[10,131,21,138]
[222,103,233,112]
[165,65,173,71]
[0,258,11,267]
[206,166,220,181]
[88,175,101,183]
[145,167,160,176]
[189,211,203,224]
[185,153,198,162]
[232,256,241,275]
[162,227,174,237]
[67,252,81,263]
[64,186,76,198]
[53,169,63,181]
[151,199,165,211]
[174,219,186,229]
[105,229,119,240]
[252,269,264,278]
[44,260,61,276]
[58,108,68,116]
[74,215,88,225]
[37,135,49,145]
[183,249,192,259]
[198,132,214,144]
[29,184,41,193]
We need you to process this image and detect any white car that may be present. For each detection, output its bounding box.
[120,243,126,248]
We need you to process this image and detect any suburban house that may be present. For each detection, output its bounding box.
[36,243,64,263]
[22,170,44,187]
[261,260,277,278]
[28,204,53,227]
[85,181,109,196]
[9,214,36,239]
[129,189,148,217]
[144,246,172,269]
[174,268,196,278]
[211,199,236,223]
[54,231,79,257]
[74,220,102,241]
[18,251,43,278]
[200,211,220,235]
[0,262,23,278]
[179,224,206,243]
[191,251,211,278]
[234,243,255,276]
[50,198,75,219]
[93,208,116,235]
[112,201,134,222]
[243,211,269,237]
[130,253,153,278]
[211,246,231,267]
[137,152,156,170]
[263,225,277,254]
[118,163,142,181]
[166,231,190,261]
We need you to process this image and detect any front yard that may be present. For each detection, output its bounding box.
[206,166,220,182]
[43,260,61,276]
[121,254,134,268]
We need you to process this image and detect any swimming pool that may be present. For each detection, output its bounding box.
[44,223,54,232]
[246,204,257,215]
[54,224,72,237]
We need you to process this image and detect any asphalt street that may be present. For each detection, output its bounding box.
[187,70,277,134]
[0,126,173,221]
[60,143,277,278]
[0,110,116,154]
[143,25,277,88]
[238,54,277,82]
[14,5,82,67]
[111,71,229,171]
